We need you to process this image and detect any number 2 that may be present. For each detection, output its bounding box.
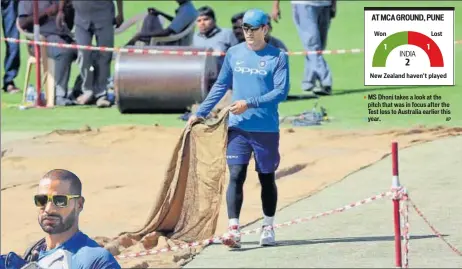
[405,58,410,66]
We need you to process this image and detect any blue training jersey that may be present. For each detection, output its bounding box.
[196,42,290,133]
[38,231,121,269]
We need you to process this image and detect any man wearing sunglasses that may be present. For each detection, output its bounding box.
[188,8,289,249]
[23,169,121,268]
[231,11,287,52]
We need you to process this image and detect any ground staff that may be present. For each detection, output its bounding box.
[57,0,124,107]
[272,0,335,95]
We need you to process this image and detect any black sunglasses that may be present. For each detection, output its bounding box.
[34,194,80,208]
[242,25,262,33]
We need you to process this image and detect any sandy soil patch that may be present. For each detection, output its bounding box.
[2,125,460,267]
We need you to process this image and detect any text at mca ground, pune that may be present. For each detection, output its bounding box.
[365,93,451,123]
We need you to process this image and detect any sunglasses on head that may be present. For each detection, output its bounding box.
[34,194,80,208]
[241,24,262,32]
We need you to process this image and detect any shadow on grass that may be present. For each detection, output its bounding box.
[230,234,442,252]
[285,94,319,101]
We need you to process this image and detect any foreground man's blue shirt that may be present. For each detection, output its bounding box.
[38,231,121,269]
[196,42,290,132]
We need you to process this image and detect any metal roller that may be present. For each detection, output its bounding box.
[114,46,218,113]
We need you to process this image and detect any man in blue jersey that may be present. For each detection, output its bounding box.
[23,169,121,268]
[188,8,290,248]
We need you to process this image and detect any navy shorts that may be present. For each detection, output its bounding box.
[226,127,280,173]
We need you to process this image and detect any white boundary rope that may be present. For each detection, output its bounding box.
[116,190,392,259]
[409,198,462,257]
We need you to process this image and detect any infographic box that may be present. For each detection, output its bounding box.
[364,7,454,86]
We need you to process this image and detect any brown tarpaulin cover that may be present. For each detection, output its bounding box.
[100,107,230,262]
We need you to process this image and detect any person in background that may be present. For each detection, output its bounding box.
[126,0,198,46]
[230,12,245,43]
[193,5,238,69]
[265,13,288,51]
[271,0,336,95]
[18,0,77,106]
[57,0,124,108]
[22,169,121,268]
[1,0,20,94]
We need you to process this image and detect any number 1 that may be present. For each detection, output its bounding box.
[384,44,387,50]
[427,44,430,50]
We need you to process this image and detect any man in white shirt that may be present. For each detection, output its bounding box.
[271,0,336,95]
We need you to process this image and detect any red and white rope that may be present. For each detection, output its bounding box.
[3,37,461,56]
[1,37,365,56]
[115,190,393,259]
[409,199,462,257]
[392,186,406,200]
[401,195,410,268]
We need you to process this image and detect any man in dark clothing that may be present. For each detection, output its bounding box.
[231,12,245,43]
[265,13,288,51]
[1,0,20,94]
[57,0,124,108]
[18,0,77,106]
[126,0,198,46]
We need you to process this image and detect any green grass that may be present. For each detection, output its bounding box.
[1,1,461,132]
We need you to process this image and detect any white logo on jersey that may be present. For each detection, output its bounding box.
[236,61,244,65]
[234,66,268,75]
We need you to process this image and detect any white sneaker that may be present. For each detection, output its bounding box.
[260,226,276,246]
[222,225,241,249]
